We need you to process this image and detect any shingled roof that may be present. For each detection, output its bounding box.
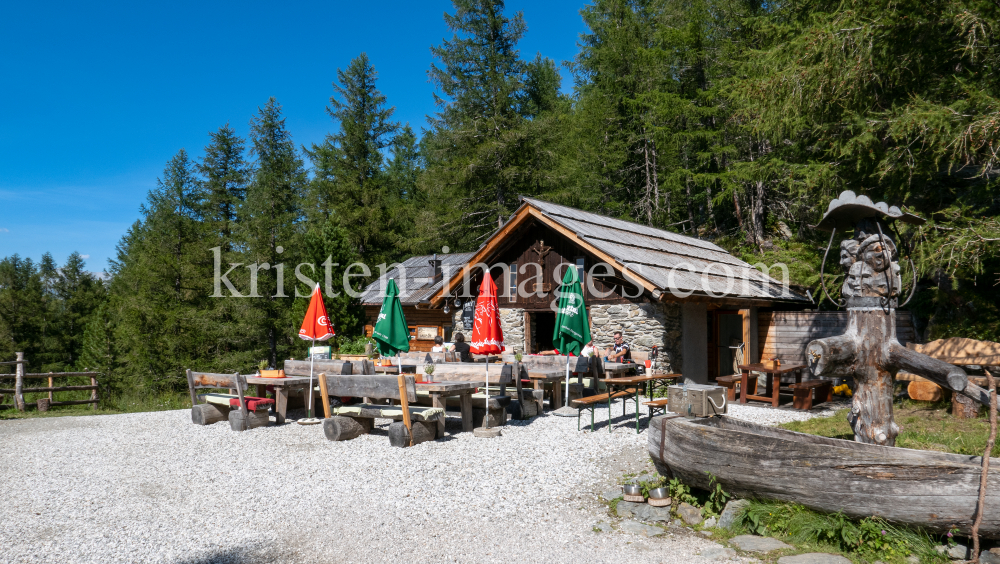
[359,252,475,306]
[518,198,809,303]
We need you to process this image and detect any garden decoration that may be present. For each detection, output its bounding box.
[808,191,992,446]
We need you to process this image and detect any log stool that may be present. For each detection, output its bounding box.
[716,374,757,401]
[790,380,833,410]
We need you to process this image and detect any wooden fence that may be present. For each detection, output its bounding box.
[0,352,100,411]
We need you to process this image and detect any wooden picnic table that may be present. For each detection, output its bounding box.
[416,381,476,435]
[246,375,312,424]
[525,370,564,410]
[600,373,682,433]
[737,363,806,407]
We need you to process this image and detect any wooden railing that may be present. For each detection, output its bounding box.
[0,352,100,411]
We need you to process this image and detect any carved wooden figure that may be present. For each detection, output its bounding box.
[808,191,991,446]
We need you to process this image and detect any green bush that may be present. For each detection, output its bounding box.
[337,335,374,355]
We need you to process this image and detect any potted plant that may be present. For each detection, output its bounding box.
[422,364,435,383]
[258,359,285,378]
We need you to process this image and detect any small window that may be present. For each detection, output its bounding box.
[575,257,585,285]
[509,262,517,302]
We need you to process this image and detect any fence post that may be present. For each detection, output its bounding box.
[14,352,25,411]
[48,373,54,403]
[91,374,98,410]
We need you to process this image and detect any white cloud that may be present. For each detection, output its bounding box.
[0,227,9,232]
[80,254,90,259]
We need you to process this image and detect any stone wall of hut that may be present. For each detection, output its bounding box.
[590,302,681,373]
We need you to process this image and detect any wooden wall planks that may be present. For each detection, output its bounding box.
[758,311,918,376]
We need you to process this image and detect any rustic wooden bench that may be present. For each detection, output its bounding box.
[317,373,444,447]
[421,363,514,426]
[186,370,274,431]
[790,379,833,410]
[643,398,670,418]
[574,388,636,431]
[716,374,758,401]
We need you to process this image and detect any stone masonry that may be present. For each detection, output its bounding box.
[590,302,681,373]
[450,307,525,352]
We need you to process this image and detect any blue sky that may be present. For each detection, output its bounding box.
[0,0,588,272]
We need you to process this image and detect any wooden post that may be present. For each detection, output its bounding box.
[14,352,24,411]
[317,372,332,419]
[90,375,98,410]
[48,373,54,403]
[397,375,413,447]
[523,311,532,354]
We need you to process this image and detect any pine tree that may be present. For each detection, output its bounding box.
[306,53,409,266]
[0,255,45,365]
[241,97,307,367]
[424,0,562,247]
[108,149,208,389]
[52,252,105,368]
[198,124,249,250]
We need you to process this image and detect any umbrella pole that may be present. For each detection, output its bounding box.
[565,354,571,406]
[485,358,490,429]
[307,340,315,419]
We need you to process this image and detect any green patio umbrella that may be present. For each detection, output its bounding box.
[553,265,592,407]
[372,278,410,367]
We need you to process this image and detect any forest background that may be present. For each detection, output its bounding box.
[2,0,999,400]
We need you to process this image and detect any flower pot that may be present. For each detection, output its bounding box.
[259,369,285,378]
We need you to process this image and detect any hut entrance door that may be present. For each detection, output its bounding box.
[533,311,556,352]
[709,310,743,381]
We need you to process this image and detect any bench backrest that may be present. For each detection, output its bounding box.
[284,358,375,376]
[423,363,512,384]
[320,374,416,402]
[500,354,597,374]
[185,370,247,412]
[400,351,460,364]
[285,359,351,377]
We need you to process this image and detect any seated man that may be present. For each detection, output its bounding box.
[604,331,632,362]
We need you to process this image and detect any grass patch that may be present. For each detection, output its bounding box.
[780,400,999,457]
[0,389,191,420]
[732,500,947,564]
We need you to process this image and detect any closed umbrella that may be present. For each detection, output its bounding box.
[553,266,592,409]
[470,273,504,428]
[298,283,335,423]
[371,278,410,370]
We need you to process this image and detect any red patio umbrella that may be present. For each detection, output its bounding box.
[470,273,504,428]
[298,284,334,422]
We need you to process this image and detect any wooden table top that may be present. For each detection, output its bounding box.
[245,375,311,385]
[602,373,682,385]
[416,381,478,393]
[738,363,806,375]
[527,371,564,380]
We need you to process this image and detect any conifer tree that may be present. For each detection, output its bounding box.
[306,53,409,266]
[242,98,306,367]
[424,0,562,246]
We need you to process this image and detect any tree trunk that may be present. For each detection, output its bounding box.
[845,310,900,446]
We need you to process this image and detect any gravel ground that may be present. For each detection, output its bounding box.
[0,398,837,564]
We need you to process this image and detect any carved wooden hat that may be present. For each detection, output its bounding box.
[816,190,925,232]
